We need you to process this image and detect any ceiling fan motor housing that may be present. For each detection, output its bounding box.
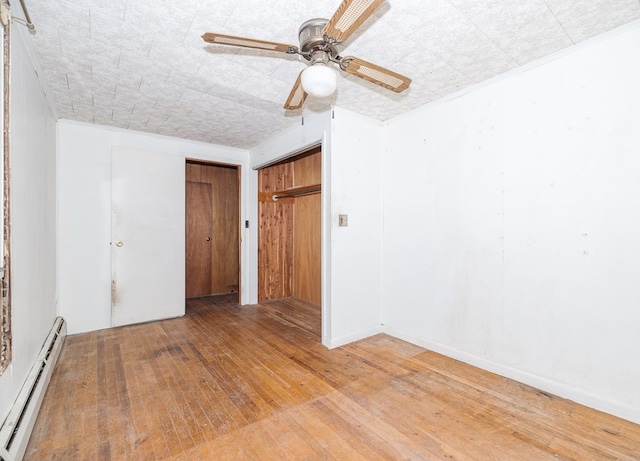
[298,18,337,60]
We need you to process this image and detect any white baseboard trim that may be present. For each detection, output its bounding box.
[328,325,384,349]
[383,326,640,425]
[0,317,66,461]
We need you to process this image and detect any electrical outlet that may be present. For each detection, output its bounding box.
[338,214,348,227]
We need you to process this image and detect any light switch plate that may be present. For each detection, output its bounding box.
[338,214,348,227]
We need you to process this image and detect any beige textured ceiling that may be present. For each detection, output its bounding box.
[23,0,640,149]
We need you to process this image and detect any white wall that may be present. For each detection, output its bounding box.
[382,22,640,423]
[0,25,57,423]
[57,121,250,334]
[328,107,384,347]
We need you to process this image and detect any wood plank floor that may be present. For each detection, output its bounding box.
[26,295,640,460]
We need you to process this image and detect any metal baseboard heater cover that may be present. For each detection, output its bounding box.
[0,317,66,461]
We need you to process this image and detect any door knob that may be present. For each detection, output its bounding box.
[115,241,123,247]
[205,237,211,241]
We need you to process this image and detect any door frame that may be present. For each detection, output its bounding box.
[247,111,332,346]
[185,158,242,300]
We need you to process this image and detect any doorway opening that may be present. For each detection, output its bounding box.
[185,160,240,302]
[257,145,321,308]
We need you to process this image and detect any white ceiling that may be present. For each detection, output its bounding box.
[23,0,640,149]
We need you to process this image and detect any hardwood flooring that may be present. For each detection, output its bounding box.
[26,295,640,460]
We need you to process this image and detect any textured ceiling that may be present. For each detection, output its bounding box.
[23,0,640,149]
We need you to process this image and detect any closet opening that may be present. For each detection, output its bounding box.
[258,145,322,308]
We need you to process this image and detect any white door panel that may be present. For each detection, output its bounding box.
[111,147,185,327]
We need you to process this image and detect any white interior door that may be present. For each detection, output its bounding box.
[111,147,185,327]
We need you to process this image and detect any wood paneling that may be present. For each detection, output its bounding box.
[26,295,640,460]
[186,162,239,296]
[185,181,212,297]
[258,161,294,301]
[258,201,293,300]
[292,146,321,187]
[258,148,321,304]
[258,160,293,192]
[294,193,321,304]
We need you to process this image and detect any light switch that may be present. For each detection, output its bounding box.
[338,214,348,227]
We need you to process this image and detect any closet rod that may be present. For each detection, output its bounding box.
[272,188,321,201]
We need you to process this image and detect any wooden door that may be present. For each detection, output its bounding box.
[186,181,213,297]
[185,162,240,298]
[111,147,185,327]
[211,167,240,294]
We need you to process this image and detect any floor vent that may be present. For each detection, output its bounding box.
[0,317,66,461]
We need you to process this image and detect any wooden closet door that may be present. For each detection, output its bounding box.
[185,181,213,297]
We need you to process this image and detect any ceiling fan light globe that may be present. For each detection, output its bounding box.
[301,64,337,98]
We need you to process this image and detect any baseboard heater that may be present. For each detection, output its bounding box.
[0,317,66,461]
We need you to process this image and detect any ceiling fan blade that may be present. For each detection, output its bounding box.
[202,32,297,53]
[323,0,384,43]
[284,71,308,110]
[340,56,411,93]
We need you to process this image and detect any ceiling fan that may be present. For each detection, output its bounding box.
[202,0,411,110]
